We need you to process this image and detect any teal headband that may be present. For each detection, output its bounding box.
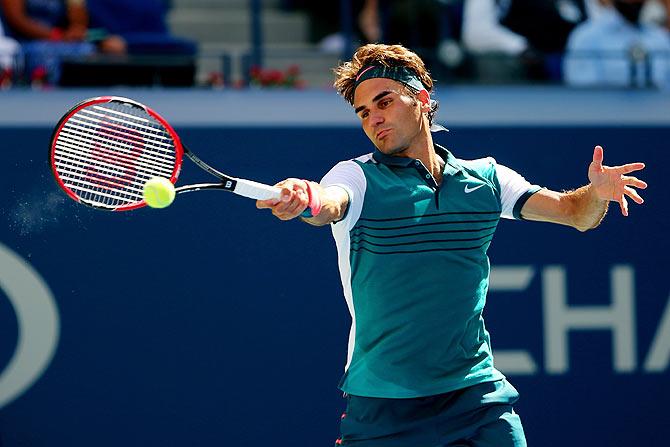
[354,65,426,93]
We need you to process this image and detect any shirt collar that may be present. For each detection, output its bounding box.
[372,144,463,176]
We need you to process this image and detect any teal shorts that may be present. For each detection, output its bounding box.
[335,379,527,447]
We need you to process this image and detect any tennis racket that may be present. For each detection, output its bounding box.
[49,96,297,212]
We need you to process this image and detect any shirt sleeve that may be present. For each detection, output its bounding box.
[320,160,367,231]
[496,163,542,220]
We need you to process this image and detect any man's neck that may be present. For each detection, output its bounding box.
[406,129,444,184]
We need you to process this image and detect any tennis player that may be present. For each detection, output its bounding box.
[257,44,646,447]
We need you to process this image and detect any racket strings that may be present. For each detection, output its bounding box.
[75,107,175,150]
[56,131,173,175]
[65,117,173,157]
[53,101,178,209]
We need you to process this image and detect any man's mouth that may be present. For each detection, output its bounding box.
[377,129,392,140]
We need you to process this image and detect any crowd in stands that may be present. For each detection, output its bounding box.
[0,0,669,88]
[287,0,670,88]
[564,0,670,87]
[0,0,196,87]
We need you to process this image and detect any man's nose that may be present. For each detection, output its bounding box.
[369,110,384,127]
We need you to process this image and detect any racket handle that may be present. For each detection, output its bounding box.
[234,178,282,201]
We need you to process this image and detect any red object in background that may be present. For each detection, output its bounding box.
[0,68,12,89]
[30,66,49,88]
[248,64,304,88]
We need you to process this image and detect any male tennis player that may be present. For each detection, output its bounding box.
[257,44,646,447]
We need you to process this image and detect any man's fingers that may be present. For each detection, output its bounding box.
[257,187,292,211]
[619,195,629,217]
[274,191,297,213]
[592,145,604,167]
[256,198,279,209]
[624,186,644,205]
[622,175,647,189]
[614,162,645,174]
[268,188,310,220]
[278,191,303,213]
[280,187,294,202]
[260,178,312,220]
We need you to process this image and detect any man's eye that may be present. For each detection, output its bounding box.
[361,111,369,119]
[380,99,391,108]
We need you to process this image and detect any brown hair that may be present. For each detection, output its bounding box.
[333,44,434,106]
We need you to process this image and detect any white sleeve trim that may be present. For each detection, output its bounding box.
[320,158,367,231]
[496,163,538,220]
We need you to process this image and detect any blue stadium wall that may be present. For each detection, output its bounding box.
[0,90,668,447]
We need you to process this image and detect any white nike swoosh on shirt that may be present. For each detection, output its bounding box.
[464,184,485,193]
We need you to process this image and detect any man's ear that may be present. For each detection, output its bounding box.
[417,89,431,111]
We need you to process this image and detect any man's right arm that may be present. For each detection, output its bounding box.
[255,178,349,226]
[301,183,349,226]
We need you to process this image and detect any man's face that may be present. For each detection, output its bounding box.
[353,78,427,156]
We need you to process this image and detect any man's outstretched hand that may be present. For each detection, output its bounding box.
[588,146,647,216]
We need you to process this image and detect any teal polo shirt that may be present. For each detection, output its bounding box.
[322,145,539,399]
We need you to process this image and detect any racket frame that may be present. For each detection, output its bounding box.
[49,96,281,211]
[49,96,184,211]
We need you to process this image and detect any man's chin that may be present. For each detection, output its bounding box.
[378,144,408,156]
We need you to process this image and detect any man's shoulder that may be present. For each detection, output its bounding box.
[454,156,497,172]
[350,153,376,165]
[327,154,374,170]
[323,154,373,181]
[452,156,500,185]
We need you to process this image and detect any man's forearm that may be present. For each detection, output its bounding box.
[301,184,348,227]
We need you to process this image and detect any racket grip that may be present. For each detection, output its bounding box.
[234,179,282,201]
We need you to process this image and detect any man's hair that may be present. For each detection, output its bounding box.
[333,44,438,125]
[333,44,434,106]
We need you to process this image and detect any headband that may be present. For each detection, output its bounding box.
[354,65,426,93]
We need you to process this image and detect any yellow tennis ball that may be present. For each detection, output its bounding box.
[143,177,176,209]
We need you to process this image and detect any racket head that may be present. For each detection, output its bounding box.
[49,96,184,211]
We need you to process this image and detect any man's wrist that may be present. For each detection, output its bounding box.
[581,184,609,230]
[301,180,322,218]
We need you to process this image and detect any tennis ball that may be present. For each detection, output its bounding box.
[143,177,176,209]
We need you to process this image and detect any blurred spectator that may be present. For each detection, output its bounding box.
[462,0,591,54]
[462,0,589,81]
[0,0,126,84]
[462,0,528,56]
[286,0,368,53]
[359,0,381,43]
[87,0,196,56]
[0,15,19,74]
[641,0,670,27]
[379,0,467,75]
[564,0,670,88]
[291,0,465,78]
[379,0,443,50]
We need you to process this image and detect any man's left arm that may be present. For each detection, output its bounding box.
[520,146,647,232]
